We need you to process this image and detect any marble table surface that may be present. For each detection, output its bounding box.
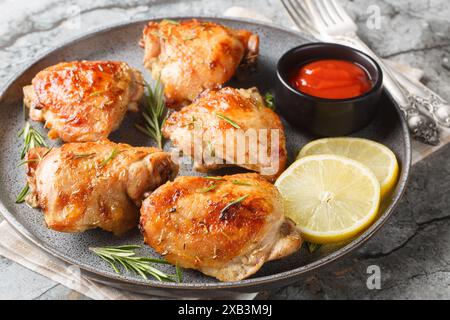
[1,0,449,300]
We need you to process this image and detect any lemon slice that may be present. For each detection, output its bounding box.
[297,138,399,198]
[275,155,380,244]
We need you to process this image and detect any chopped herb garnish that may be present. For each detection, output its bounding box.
[90,245,181,282]
[204,176,225,181]
[264,92,275,110]
[135,79,167,149]
[89,91,103,97]
[151,30,167,40]
[232,180,252,186]
[184,115,197,130]
[215,113,241,129]
[219,195,249,220]
[100,148,120,167]
[198,184,217,193]
[183,34,196,41]
[72,152,96,160]
[16,184,30,204]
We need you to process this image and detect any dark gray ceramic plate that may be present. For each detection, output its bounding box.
[0,17,411,298]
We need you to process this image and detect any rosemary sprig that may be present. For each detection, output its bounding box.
[17,122,48,204]
[89,245,181,282]
[18,121,47,159]
[135,79,167,149]
[100,148,120,167]
[15,184,30,204]
[215,113,241,129]
[219,194,249,220]
[264,92,275,110]
[197,184,217,193]
[305,242,321,253]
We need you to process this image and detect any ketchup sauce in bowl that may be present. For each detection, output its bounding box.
[276,43,383,136]
[290,59,373,100]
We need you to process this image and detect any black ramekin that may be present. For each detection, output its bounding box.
[276,42,383,136]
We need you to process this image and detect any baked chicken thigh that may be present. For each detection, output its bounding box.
[140,173,302,282]
[140,19,259,108]
[162,87,287,181]
[25,140,178,235]
[23,61,144,142]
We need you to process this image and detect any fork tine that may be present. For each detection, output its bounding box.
[317,0,340,25]
[302,0,330,30]
[281,0,322,37]
[315,0,338,27]
[329,0,357,27]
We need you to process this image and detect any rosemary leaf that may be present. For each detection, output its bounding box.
[100,148,120,167]
[16,184,30,203]
[183,34,196,41]
[232,180,252,186]
[89,91,103,97]
[176,264,183,283]
[219,194,249,220]
[204,176,225,181]
[72,152,96,160]
[197,184,217,193]
[90,245,180,282]
[215,113,241,129]
[16,159,39,167]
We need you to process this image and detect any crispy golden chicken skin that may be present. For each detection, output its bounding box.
[140,19,259,108]
[23,61,144,142]
[162,87,287,181]
[140,173,302,282]
[25,140,178,235]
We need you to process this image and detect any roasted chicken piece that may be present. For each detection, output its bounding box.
[140,173,302,282]
[23,61,144,142]
[140,19,259,108]
[162,87,287,181]
[25,140,178,235]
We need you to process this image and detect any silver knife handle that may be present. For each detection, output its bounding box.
[335,35,440,145]
[389,70,450,128]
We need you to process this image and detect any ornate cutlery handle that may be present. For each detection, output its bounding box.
[390,70,450,128]
[334,35,440,145]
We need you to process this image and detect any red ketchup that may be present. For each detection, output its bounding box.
[290,59,373,99]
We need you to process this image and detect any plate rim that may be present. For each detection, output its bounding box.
[0,15,412,290]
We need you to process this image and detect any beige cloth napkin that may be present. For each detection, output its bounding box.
[0,7,449,300]
[0,221,257,299]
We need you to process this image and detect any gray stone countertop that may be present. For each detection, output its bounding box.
[0,0,449,299]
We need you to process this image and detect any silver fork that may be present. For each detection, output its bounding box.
[281,0,442,145]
